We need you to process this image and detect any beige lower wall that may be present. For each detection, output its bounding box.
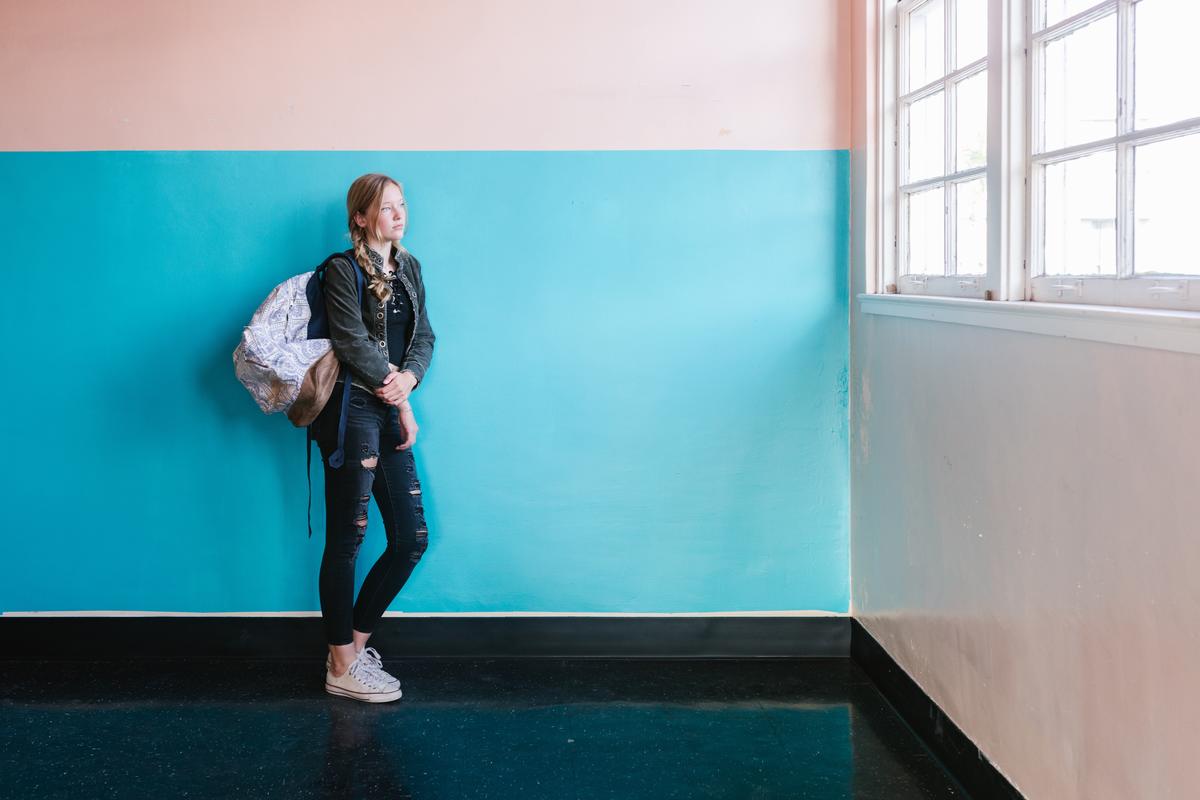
[850,311,1200,799]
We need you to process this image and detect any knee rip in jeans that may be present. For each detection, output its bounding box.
[359,443,379,471]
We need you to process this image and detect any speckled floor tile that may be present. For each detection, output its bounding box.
[0,658,968,799]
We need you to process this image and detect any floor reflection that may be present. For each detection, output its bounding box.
[0,659,966,799]
[318,702,411,798]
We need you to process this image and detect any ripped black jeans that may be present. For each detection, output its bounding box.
[311,383,429,646]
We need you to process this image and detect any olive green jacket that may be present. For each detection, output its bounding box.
[322,249,435,391]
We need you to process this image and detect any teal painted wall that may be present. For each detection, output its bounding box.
[0,150,849,613]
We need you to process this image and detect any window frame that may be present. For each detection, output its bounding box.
[1028,0,1200,311]
[878,0,1200,313]
[890,0,994,298]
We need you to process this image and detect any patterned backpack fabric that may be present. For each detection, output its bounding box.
[234,251,364,463]
[233,269,334,418]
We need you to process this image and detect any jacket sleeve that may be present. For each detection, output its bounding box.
[399,253,436,387]
[323,256,392,389]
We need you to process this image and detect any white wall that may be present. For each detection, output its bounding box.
[849,3,1200,798]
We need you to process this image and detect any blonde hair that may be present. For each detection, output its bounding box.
[346,173,407,303]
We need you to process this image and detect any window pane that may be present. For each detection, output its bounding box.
[1043,0,1104,29]
[1042,15,1116,152]
[956,70,987,171]
[955,0,987,67]
[1135,134,1200,275]
[909,0,945,89]
[955,178,987,275]
[908,91,945,182]
[908,187,946,276]
[1042,150,1116,276]
[1135,0,1200,129]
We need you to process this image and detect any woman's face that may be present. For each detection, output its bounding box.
[358,183,407,245]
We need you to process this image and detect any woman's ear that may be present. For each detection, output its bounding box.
[353,212,366,230]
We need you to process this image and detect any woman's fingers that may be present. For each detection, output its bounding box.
[397,406,418,449]
[376,384,407,404]
[375,371,405,402]
[396,428,417,449]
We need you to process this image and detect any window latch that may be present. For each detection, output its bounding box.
[1148,281,1188,301]
[1051,280,1083,298]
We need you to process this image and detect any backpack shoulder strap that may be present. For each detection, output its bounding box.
[316,250,367,305]
[315,249,355,280]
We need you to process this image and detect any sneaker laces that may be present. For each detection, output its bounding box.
[348,656,393,691]
[359,647,400,685]
[360,647,385,671]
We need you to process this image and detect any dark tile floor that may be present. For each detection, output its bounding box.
[0,658,968,799]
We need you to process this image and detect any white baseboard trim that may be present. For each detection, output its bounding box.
[1,610,849,618]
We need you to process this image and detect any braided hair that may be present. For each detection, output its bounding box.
[345,173,408,304]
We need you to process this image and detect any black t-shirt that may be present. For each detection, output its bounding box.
[385,276,414,366]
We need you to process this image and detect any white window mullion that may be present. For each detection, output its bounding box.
[889,2,904,292]
[898,84,910,284]
[945,121,955,278]
[901,58,986,104]
[897,2,909,287]
[1115,0,1135,279]
[946,180,957,278]
[1033,0,1117,45]
[945,0,956,277]
[989,0,1027,300]
[1028,0,1045,290]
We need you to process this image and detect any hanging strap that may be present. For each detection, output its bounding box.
[307,253,366,538]
[326,374,353,468]
[307,425,314,538]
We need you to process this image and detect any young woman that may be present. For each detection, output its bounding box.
[312,173,435,703]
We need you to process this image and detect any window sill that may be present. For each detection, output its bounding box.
[857,293,1200,356]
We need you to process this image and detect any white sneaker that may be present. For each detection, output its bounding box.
[358,647,401,688]
[325,651,403,703]
[325,647,401,689]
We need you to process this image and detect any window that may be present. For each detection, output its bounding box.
[894,0,990,297]
[881,0,1200,312]
[1030,0,1200,309]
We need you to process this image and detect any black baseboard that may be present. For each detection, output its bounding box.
[0,615,850,660]
[851,620,1024,800]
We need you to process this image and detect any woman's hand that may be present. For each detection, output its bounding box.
[375,369,417,405]
[396,402,419,450]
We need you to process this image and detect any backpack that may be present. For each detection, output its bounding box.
[233,251,365,536]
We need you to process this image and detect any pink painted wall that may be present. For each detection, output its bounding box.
[0,0,851,151]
